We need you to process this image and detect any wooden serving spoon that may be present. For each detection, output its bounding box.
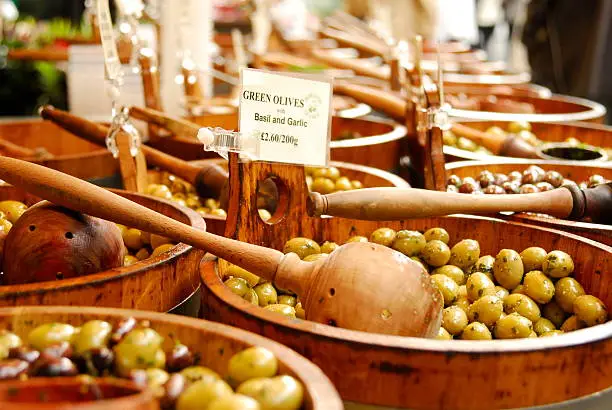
[308,184,612,225]
[0,138,53,161]
[0,156,442,338]
[39,106,228,200]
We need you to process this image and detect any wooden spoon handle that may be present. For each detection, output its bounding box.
[318,27,387,57]
[310,48,389,81]
[334,82,405,120]
[129,106,200,139]
[0,156,284,282]
[0,139,41,158]
[308,187,575,220]
[450,123,539,159]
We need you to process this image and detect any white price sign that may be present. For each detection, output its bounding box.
[239,69,332,167]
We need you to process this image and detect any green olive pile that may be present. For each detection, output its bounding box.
[146,173,227,218]
[0,200,30,262]
[305,166,364,195]
[0,318,304,410]
[221,228,608,340]
[446,165,609,194]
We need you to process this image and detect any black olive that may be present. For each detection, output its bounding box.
[32,356,78,377]
[110,317,136,346]
[8,346,40,363]
[520,184,540,194]
[166,344,194,373]
[446,175,462,187]
[41,342,73,359]
[76,347,114,376]
[0,359,29,380]
[160,373,186,409]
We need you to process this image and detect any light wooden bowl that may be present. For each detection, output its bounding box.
[0,306,343,410]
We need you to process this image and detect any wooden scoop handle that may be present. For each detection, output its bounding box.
[39,106,228,199]
[0,156,293,286]
[334,82,405,120]
[0,138,45,159]
[450,123,539,158]
[318,27,387,57]
[308,187,578,221]
[129,106,200,139]
[310,48,389,81]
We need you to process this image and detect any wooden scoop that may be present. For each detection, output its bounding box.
[0,138,53,161]
[308,184,612,225]
[0,156,442,337]
[39,106,228,200]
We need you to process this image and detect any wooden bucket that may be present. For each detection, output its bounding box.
[0,119,117,183]
[446,159,612,246]
[199,158,612,410]
[444,121,612,162]
[0,306,343,410]
[147,114,408,172]
[0,185,205,313]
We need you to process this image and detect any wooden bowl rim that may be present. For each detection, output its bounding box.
[0,305,343,410]
[0,188,205,297]
[0,377,152,409]
[443,71,532,85]
[200,214,612,353]
[449,93,607,122]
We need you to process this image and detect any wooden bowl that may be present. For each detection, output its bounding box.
[449,92,606,123]
[199,159,612,410]
[148,114,407,171]
[0,306,343,410]
[0,119,117,183]
[443,71,531,86]
[445,121,612,162]
[446,159,612,245]
[0,185,205,312]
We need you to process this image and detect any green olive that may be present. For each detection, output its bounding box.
[295,303,306,320]
[152,244,174,257]
[554,277,585,313]
[211,209,227,217]
[208,394,261,410]
[150,234,172,250]
[177,379,234,410]
[180,366,221,385]
[264,304,297,318]
[225,277,250,298]
[345,235,368,244]
[124,228,144,250]
[511,284,526,295]
[466,272,496,303]
[0,331,22,359]
[494,312,533,339]
[493,249,524,290]
[334,177,353,191]
[123,255,138,266]
[542,301,567,328]
[0,200,27,223]
[420,240,451,267]
[72,320,112,355]
[431,274,459,306]
[470,255,495,278]
[507,120,531,133]
[453,296,470,315]
[145,368,170,390]
[494,286,509,300]
[504,294,541,322]
[278,295,297,307]
[302,253,328,262]
[369,228,397,247]
[320,241,339,254]
[227,346,278,387]
[449,239,480,270]
[237,375,304,410]
[326,167,341,181]
[573,295,608,326]
[442,306,468,335]
[457,137,478,152]
[523,270,555,304]
[560,315,586,332]
[254,283,278,307]
[468,295,504,327]
[392,231,426,257]
[186,196,202,209]
[351,180,363,189]
[204,198,220,210]
[436,327,453,340]
[460,322,492,340]
[134,248,149,261]
[28,323,76,351]
[542,250,574,278]
[282,238,321,260]
[431,265,465,286]
[243,289,259,306]
[486,126,507,137]
[225,264,260,287]
[541,330,565,337]
[423,227,450,244]
[457,285,467,299]
[520,247,547,272]
[533,318,556,336]
[311,177,335,194]
[114,328,165,376]
[149,184,173,200]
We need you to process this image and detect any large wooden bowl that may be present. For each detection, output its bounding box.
[445,120,612,162]
[199,159,612,410]
[449,92,606,123]
[0,185,205,312]
[446,159,612,246]
[0,306,343,410]
[148,113,408,171]
[0,119,117,183]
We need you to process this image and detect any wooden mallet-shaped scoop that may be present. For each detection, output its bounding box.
[0,157,442,337]
[308,184,612,225]
[39,106,228,200]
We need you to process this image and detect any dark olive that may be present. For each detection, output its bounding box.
[520,184,539,194]
[587,174,606,188]
[528,165,546,180]
[166,344,195,373]
[502,181,520,194]
[478,171,495,188]
[522,170,539,185]
[0,359,29,380]
[447,185,459,193]
[561,179,577,187]
[32,356,78,377]
[508,171,522,183]
[161,373,187,409]
[110,317,136,346]
[544,170,564,187]
[459,177,479,194]
[76,346,114,376]
[493,173,509,186]
[41,342,73,359]
[8,346,40,364]
[535,182,554,192]
[483,185,505,194]
[447,175,462,187]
